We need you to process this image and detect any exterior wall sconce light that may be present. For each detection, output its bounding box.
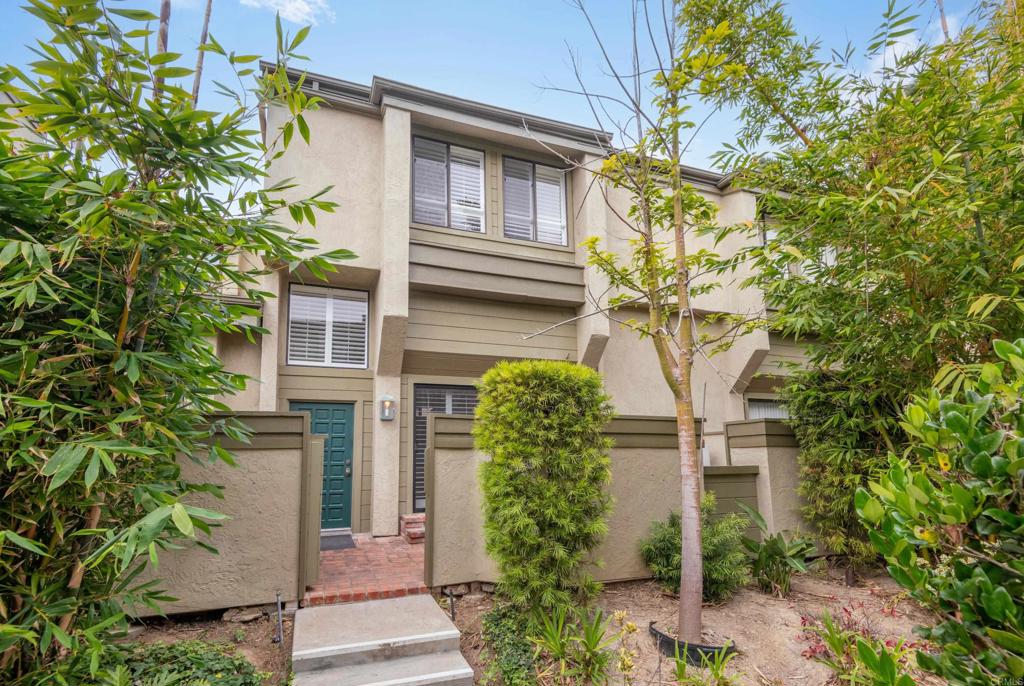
[379,394,397,421]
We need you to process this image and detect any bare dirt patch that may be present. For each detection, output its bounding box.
[452,568,940,685]
[128,610,294,685]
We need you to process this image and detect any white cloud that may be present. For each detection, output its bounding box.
[239,0,335,25]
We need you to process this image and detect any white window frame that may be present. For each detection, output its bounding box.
[501,156,568,246]
[411,136,486,233]
[286,284,369,369]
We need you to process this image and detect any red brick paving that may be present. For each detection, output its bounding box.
[303,534,428,607]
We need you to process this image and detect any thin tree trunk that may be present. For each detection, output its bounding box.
[153,0,171,99]
[669,90,703,645]
[191,0,213,105]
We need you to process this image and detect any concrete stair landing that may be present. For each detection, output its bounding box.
[292,595,472,686]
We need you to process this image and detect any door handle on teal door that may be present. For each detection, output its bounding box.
[345,467,352,476]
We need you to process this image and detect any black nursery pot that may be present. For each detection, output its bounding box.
[648,621,737,665]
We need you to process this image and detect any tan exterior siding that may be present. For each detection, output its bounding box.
[758,333,809,377]
[406,292,577,363]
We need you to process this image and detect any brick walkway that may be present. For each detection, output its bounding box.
[303,534,428,606]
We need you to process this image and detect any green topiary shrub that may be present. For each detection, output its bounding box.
[474,360,615,610]
[640,493,751,602]
[123,641,269,686]
[856,338,1024,684]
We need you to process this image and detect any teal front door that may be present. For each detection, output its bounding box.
[290,402,354,530]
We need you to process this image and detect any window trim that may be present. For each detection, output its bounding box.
[286,284,369,369]
[411,135,486,234]
[501,155,568,246]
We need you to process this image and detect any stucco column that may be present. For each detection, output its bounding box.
[257,269,281,411]
[370,105,411,536]
[371,374,402,535]
[574,155,611,367]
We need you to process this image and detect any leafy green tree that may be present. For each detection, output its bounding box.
[561,1,755,642]
[0,1,348,681]
[856,339,1024,684]
[474,360,614,610]
[684,0,1024,567]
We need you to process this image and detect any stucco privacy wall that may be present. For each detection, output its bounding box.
[725,419,806,534]
[135,413,321,616]
[424,415,759,589]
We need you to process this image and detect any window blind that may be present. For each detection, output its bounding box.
[287,286,368,369]
[535,164,566,245]
[412,137,484,233]
[448,145,484,232]
[747,398,790,420]
[412,137,447,227]
[502,158,533,241]
[502,157,566,245]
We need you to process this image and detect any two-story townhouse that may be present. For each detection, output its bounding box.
[214,65,803,538]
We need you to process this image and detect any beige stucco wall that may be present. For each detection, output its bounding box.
[599,319,748,465]
[425,444,759,588]
[726,420,806,534]
[137,446,304,616]
[730,445,805,534]
[265,104,383,269]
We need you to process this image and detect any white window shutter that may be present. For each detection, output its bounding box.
[288,287,368,368]
[412,137,447,226]
[503,158,534,241]
[448,145,485,232]
[535,164,566,245]
[287,292,327,364]
[329,294,368,367]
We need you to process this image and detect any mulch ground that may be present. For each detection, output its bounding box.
[451,567,944,685]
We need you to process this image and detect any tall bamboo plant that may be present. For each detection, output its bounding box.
[684,0,1024,570]
[0,1,349,681]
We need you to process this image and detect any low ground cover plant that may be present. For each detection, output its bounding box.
[802,609,922,686]
[640,493,750,602]
[120,640,268,686]
[475,360,615,610]
[739,504,816,597]
[856,339,1024,684]
[482,605,535,686]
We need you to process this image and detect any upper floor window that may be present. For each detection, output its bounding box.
[502,157,567,246]
[412,136,485,233]
[287,285,368,369]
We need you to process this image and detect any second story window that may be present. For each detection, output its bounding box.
[287,285,368,369]
[502,157,567,246]
[412,136,485,232]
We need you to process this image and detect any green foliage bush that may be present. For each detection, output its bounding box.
[0,2,343,681]
[640,493,750,602]
[691,0,1024,572]
[482,605,535,686]
[122,641,268,686]
[857,339,1024,684]
[784,370,896,567]
[475,360,614,610]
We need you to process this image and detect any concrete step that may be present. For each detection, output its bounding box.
[294,650,473,686]
[292,595,460,672]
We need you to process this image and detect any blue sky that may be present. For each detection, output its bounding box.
[0,0,976,168]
